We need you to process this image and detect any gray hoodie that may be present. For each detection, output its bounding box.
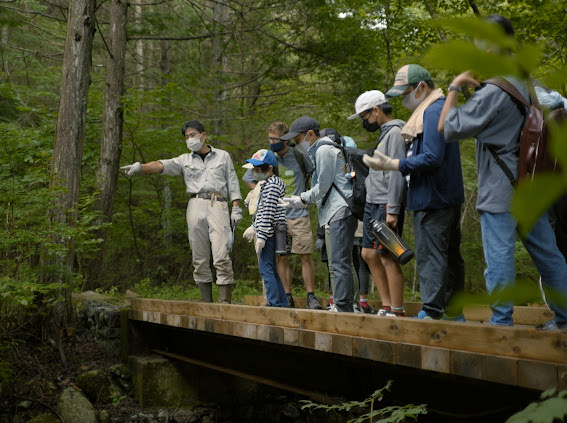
[365,119,407,214]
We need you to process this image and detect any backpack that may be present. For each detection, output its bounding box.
[484,78,566,184]
[318,131,372,221]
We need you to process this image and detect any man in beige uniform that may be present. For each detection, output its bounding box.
[121,120,242,303]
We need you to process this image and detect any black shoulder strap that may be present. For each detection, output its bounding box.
[485,144,516,185]
[322,182,349,207]
[291,147,308,179]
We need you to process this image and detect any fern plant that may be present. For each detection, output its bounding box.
[300,380,427,423]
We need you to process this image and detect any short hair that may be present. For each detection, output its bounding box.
[378,102,393,116]
[267,122,288,136]
[181,120,205,135]
[485,14,515,37]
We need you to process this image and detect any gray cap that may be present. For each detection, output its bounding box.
[280,116,320,141]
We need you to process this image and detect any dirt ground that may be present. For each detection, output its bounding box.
[1,315,142,422]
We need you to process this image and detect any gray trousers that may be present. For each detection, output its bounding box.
[414,206,464,318]
[328,214,358,312]
[325,227,360,309]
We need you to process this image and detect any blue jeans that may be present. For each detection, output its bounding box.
[259,235,289,307]
[481,211,567,326]
[329,214,358,312]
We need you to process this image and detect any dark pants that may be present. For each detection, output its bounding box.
[414,206,465,318]
[329,214,358,312]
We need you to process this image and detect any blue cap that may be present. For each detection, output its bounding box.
[246,149,278,167]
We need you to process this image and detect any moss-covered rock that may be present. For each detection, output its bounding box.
[75,369,123,404]
[27,413,60,423]
[56,387,98,423]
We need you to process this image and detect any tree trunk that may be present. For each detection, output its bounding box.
[84,0,128,290]
[211,1,229,137]
[45,0,96,362]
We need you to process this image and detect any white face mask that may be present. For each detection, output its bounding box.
[186,136,204,152]
[253,171,269,181]
[402,82,427,111]
[295,134,310,154]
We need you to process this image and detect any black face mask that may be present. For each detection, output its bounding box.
[362,118,380,133]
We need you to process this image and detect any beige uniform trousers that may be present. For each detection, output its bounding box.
[187,197,234,285]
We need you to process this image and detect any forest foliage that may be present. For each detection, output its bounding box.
[1,0,566,328]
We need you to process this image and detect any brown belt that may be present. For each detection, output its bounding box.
[192,193,227,202]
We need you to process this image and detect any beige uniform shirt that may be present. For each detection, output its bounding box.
[159,146,242,201]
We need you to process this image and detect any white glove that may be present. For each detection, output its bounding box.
[231,206,243,227]
[255,238,266,254]
[278,196,306,209]
[363,151,399,171]
[243,226,255,243]
[120,162,142,176]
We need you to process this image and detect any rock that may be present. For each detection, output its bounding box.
[281,403,300,419]
[17,400,32,409]
[125,290,140,298]
[109,363,132,392]
[172,408,197,423]
[99,410,111,423]
[57,387,98,423]
[27,413,60,423]
[75,369,124,404]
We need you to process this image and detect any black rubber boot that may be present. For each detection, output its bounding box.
[198,283,213,303]
[218,284,233,304]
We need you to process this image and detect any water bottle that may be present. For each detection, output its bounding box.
[275,221,291,255]
[369,219,414,264]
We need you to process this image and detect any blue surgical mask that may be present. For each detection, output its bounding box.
[269,142,284,153]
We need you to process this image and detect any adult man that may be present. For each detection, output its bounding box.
[364,65,465,320]
[280,116,357,313]
[348,90,407,317]
[242,122,322,309]
[438,14,567,329]
[121,120,242,304]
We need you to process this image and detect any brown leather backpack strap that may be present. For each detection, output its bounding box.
[483,77,530,108]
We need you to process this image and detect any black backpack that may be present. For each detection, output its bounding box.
[319,129,372,221]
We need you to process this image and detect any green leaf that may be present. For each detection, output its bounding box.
[511,173,565,235]
[506,397,567,423]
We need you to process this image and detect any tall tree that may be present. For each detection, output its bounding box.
[44,0,96,361]
[85,0,129,290]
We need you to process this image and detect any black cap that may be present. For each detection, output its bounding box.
[280,116,319,141]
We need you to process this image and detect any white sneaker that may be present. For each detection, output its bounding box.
[328,304,338,312]
[353,305,363,313]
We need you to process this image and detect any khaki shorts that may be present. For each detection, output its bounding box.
[288,215,313,255]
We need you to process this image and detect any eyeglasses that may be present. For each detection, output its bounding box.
[359,108,373,120]
[268,137,281,143]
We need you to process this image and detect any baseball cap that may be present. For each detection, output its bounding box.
[347,90,388,120]
[280,116,320,141]
[245,149,278,167]
[385,64,432,98]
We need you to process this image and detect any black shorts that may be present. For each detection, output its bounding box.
[362,203,405,252]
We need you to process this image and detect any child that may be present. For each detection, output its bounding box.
[245,149,289,307]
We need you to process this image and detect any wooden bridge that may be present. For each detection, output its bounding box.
[126,296,567,400]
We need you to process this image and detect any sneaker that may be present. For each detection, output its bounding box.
[377,308,397,317]
[361,304,378,315]
[353,305,363,313]
[328,304,338,312]
[306,295,323,310]
[442,313,466,322]
[536,319,557,330]
[414,310,433,320]
[286,294,295,308]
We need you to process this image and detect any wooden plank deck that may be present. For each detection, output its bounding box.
[129,298,567,392]
[243,295,555,326]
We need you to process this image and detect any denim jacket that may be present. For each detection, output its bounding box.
[300,137,352,226]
